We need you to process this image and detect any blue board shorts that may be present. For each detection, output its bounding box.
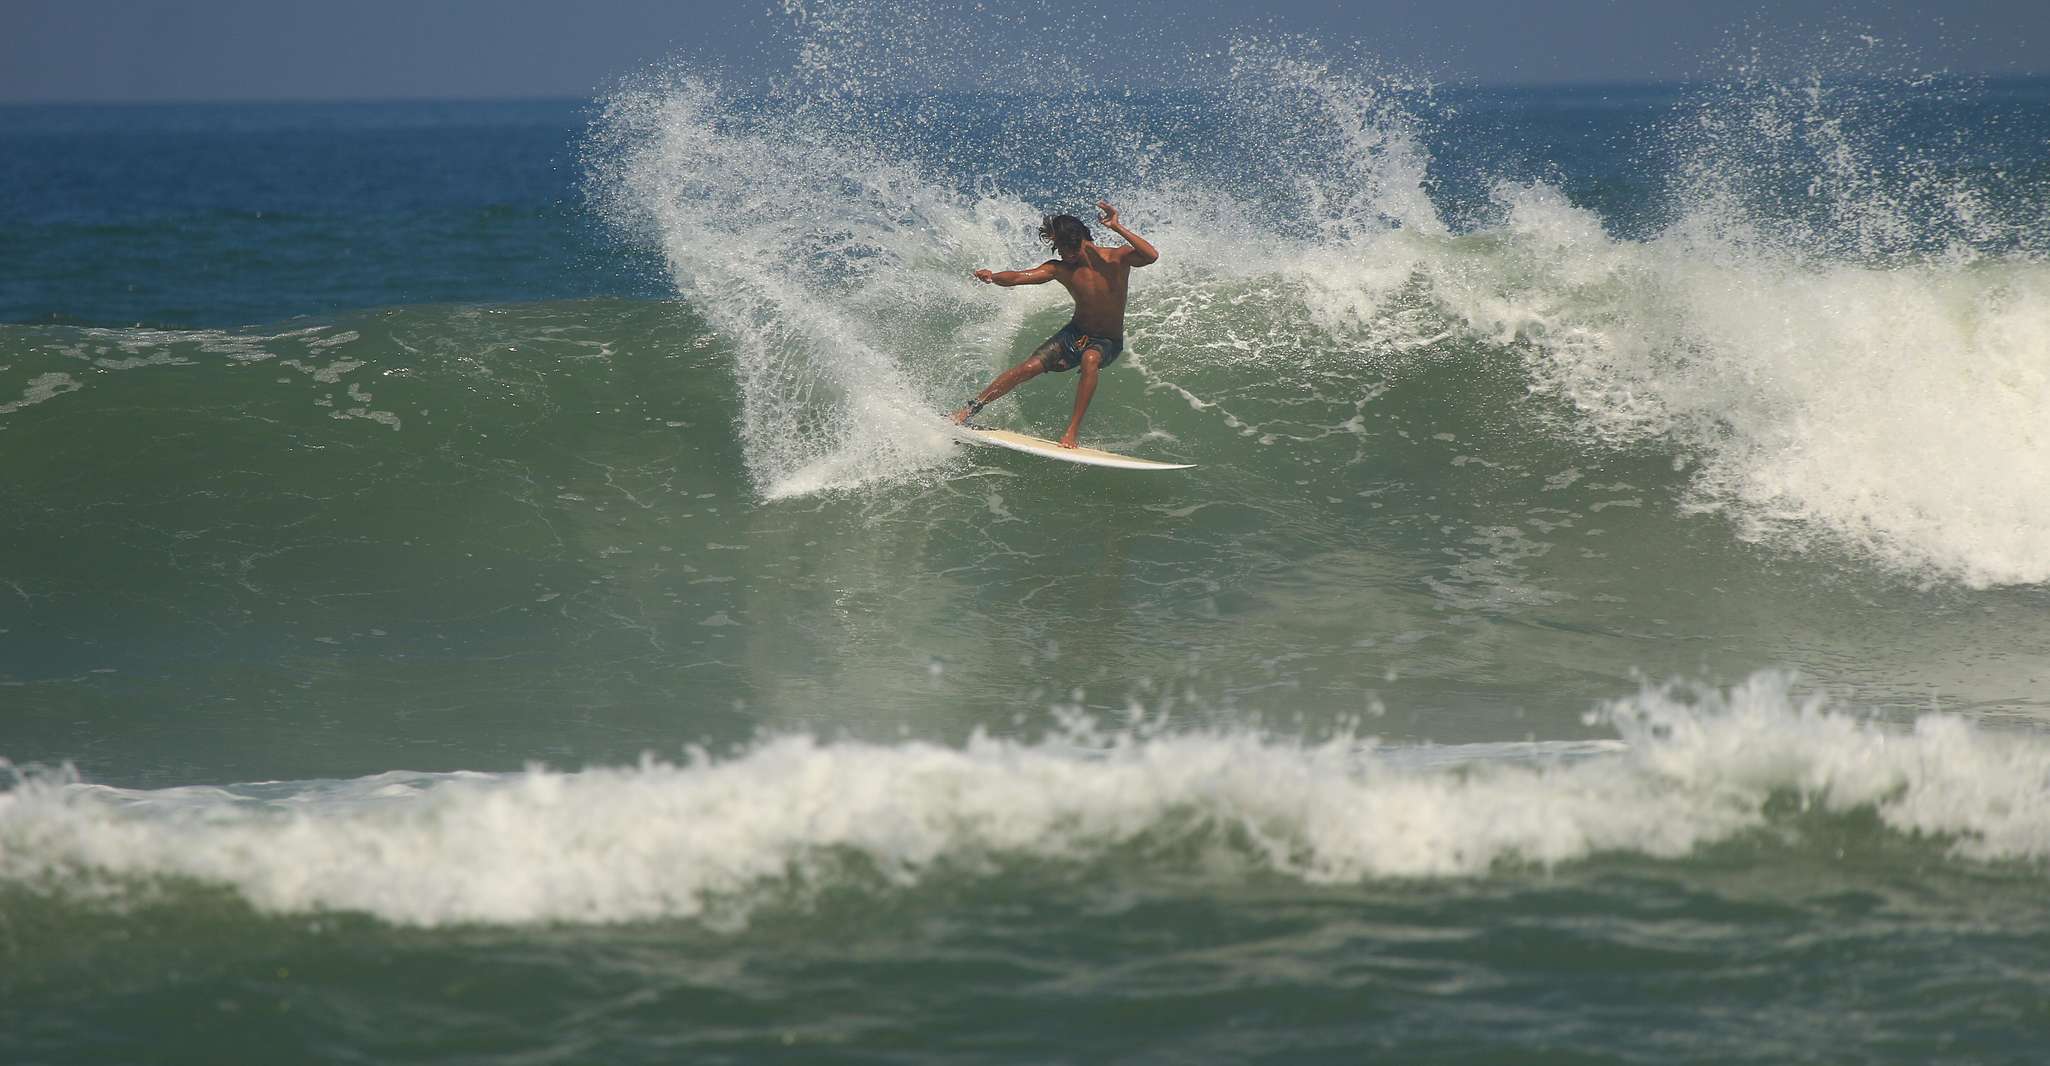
[1037,321,1123,373]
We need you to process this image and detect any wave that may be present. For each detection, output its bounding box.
[4,673,2046,927]
[1444,184,2050,586]
[586,23,2050,585]
[6,51,2047,588]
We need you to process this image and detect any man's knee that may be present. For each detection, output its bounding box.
[1080,349,1103,371]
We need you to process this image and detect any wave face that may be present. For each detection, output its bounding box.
[586,44,2050,585]
[4,673,2045,928]
[8,296,2048,784]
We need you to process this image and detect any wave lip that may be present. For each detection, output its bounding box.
[4,674,2045,928]
[1453,182,2050,586]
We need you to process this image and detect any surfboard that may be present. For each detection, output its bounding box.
[952,423,1195,471]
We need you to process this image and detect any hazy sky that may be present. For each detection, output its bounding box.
[5,0,2048,102]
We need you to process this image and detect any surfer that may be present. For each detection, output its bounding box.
[951,201,1158,448]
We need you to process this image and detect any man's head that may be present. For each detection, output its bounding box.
[1040,214,1093,256]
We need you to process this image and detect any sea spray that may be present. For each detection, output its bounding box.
[584,30,1456,499]
[586,76,983,497]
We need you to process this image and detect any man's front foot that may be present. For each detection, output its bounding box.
[949,408,971,425]
[1057,431,1079,449]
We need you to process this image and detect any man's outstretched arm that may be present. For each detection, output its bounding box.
[1096,201,1158,266]
[974,262,1059,287]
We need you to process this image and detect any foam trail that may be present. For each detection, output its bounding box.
[5,674,2047,927]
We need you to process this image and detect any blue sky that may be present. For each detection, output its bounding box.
[4,0,2047,102]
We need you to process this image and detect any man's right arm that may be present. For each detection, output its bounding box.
[1096,201,1158,267]
[975,262,1059,287]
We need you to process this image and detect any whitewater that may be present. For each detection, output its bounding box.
[6,674,2049,928]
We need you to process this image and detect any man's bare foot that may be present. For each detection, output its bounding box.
[950,408,971,425]
[1057,431,1079,449]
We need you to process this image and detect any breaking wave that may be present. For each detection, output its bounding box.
[5,673,2047,927]
[585,21,2050,584]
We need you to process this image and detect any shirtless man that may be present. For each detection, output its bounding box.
[950,200,1159,448]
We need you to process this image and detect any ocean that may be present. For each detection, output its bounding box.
[4,38,2050,1065]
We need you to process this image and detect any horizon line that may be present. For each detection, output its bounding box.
[9,71,2050,108]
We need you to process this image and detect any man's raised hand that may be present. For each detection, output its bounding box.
[1096,200,1119,226]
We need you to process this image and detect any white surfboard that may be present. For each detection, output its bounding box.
[952,423,1194,471]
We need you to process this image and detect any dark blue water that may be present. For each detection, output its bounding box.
[0,100,662,327]
[12,80,2044,330]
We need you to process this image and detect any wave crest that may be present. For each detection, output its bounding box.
[6,674,2046,927]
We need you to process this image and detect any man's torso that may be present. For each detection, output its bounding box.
[1050,244,1130,336]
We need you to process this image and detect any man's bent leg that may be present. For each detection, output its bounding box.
[1057,348,1103,448]
[951,349,1054,424]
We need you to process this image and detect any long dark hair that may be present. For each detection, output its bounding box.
[1039,214,1092,255]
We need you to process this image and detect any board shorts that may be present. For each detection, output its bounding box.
[1037,321,1123,373]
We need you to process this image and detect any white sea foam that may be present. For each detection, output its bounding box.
[0,324,401,430]
[0,371,82,415]
[4,674,2046,927]
[1426,182,2050,585]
